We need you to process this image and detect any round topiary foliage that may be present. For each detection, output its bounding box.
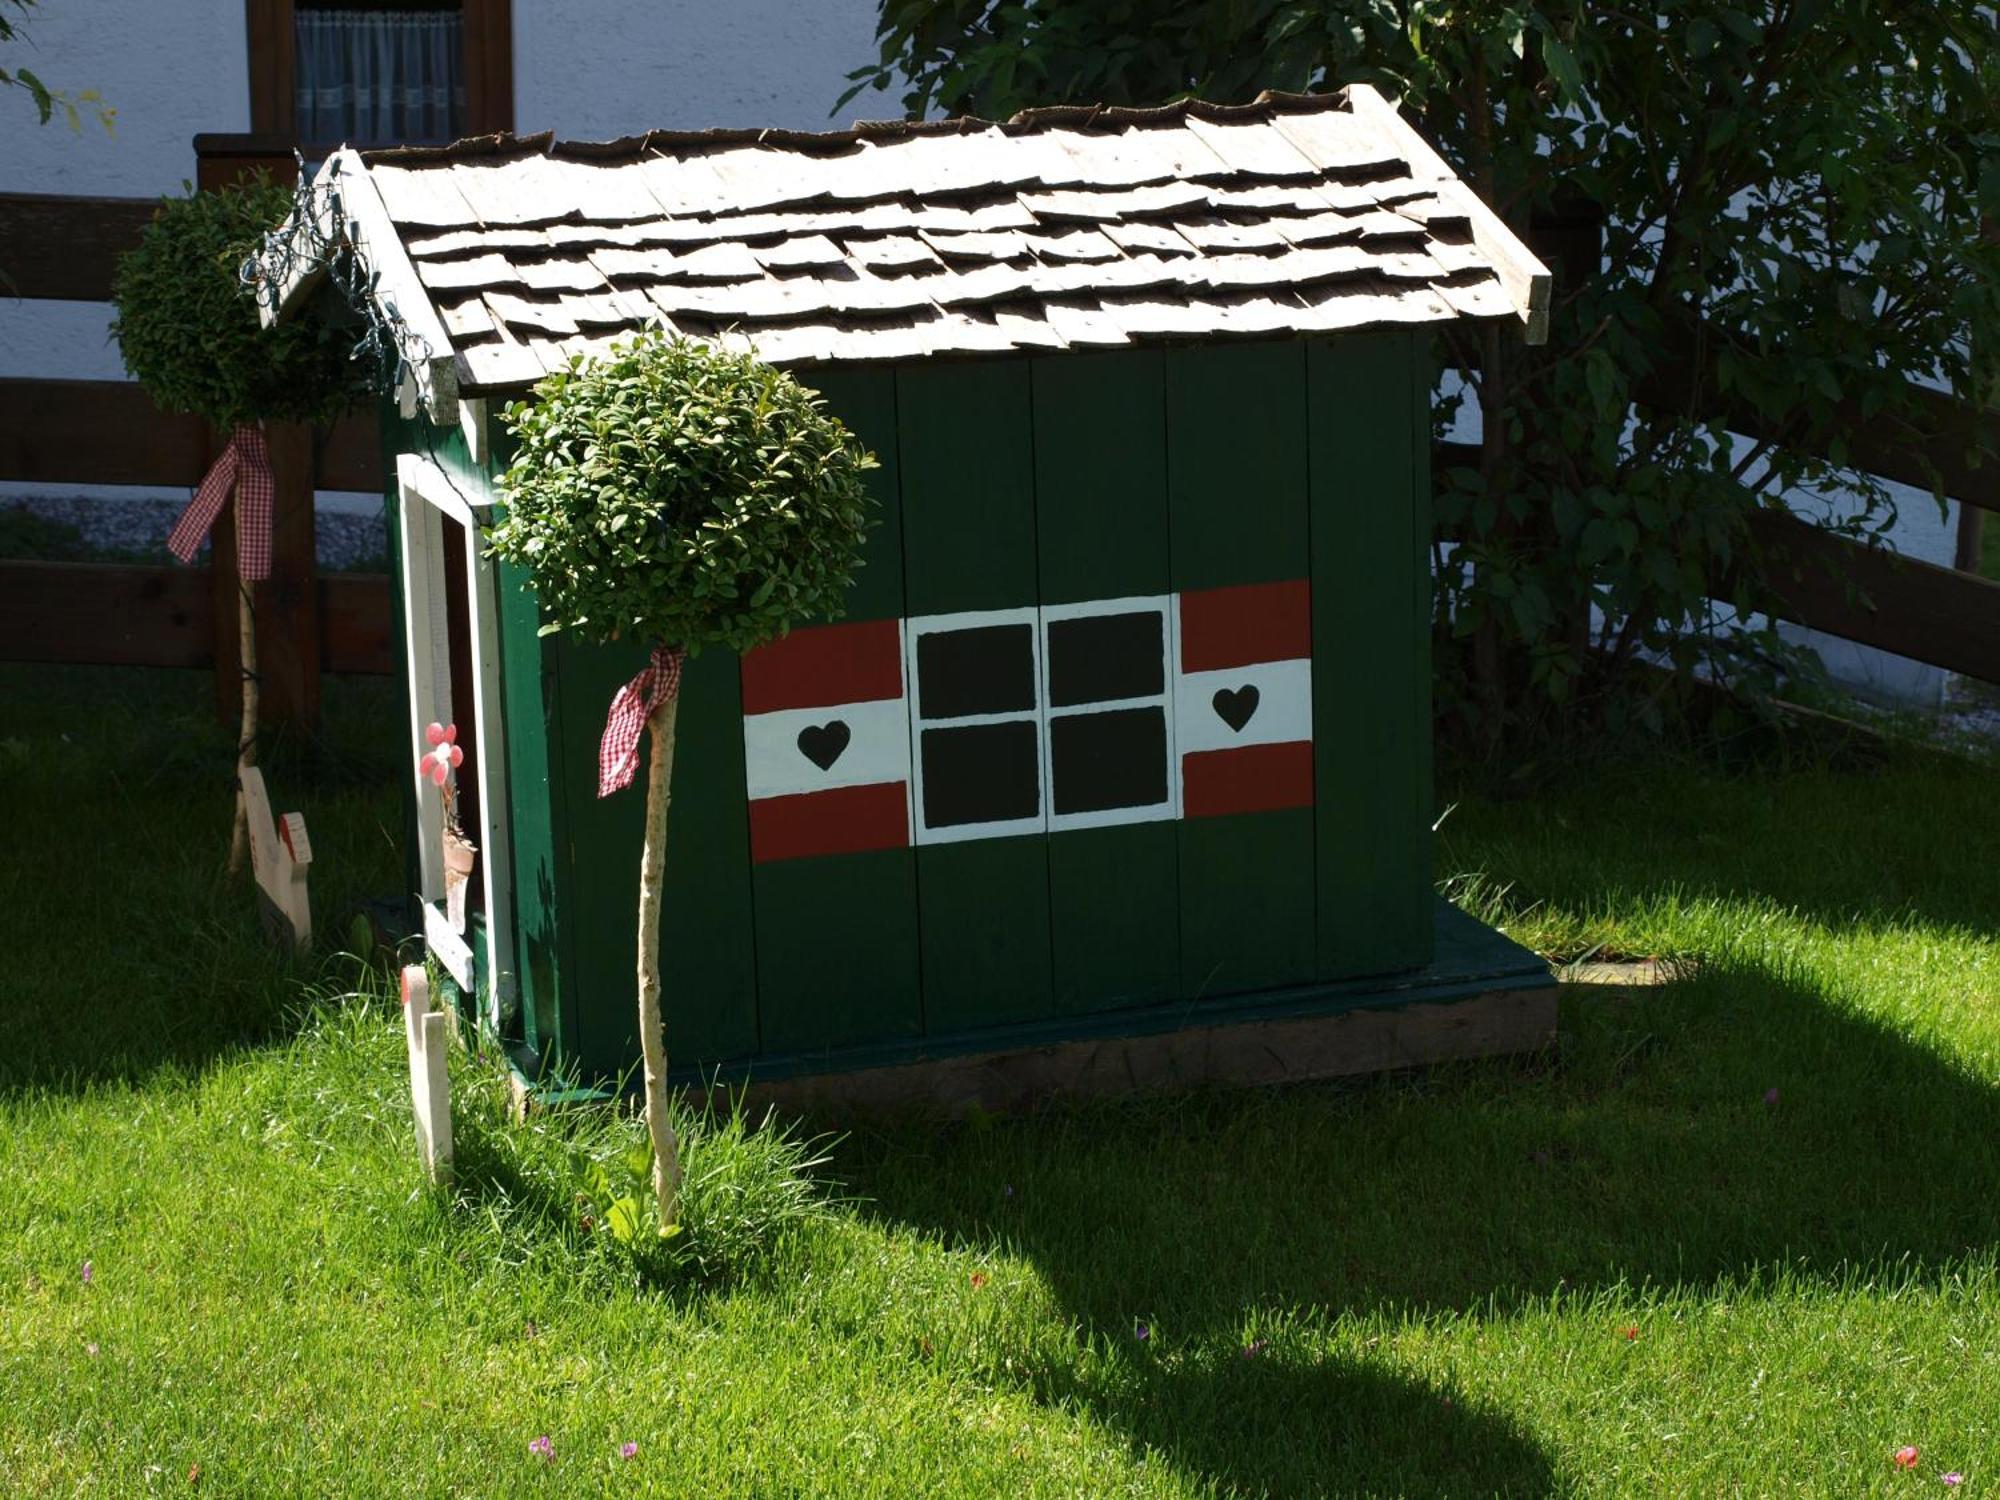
[489,328,878,654]
[111,175,366,429]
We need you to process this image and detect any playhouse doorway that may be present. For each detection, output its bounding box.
[396,453,515,1028]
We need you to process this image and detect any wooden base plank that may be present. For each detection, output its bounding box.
[705,984,1556,1118]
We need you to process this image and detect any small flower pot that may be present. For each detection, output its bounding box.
[442,824,478,934]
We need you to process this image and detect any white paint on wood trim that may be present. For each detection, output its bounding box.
[399,450,519,1029]
[424,901,475,990]
[396,451,481,531]
[462,504,517,1030]
[239,765,312,950]
[1174,657,1314,755]
[904,606,1045,846]
[1342,84,1551,344]
[396,485,447,905]
[401,966,454,1185]
[325,148,466,421]
[458,397,489,468]
[1038,594,1181,833]
[744,695,912,801]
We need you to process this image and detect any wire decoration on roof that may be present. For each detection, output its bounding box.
[241,152,436,404]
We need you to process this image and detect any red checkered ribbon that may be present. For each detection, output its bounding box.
[598,644,686,798]
[165,424,273,581]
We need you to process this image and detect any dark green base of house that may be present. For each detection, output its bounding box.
[502,900,1554,1116]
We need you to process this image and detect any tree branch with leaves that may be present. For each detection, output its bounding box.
[847,0,1999,745]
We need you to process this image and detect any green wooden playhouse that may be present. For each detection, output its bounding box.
[261,86,1557,1108]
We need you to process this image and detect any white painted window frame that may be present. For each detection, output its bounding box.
[1038,593,1182,832]
[396,452,515,1029]
[904,605,1045,846]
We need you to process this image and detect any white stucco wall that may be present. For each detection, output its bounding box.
[1,0,250,407]
[513,0,884,140]
[4,0,249,197]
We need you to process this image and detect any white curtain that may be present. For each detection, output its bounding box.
[295,9,465,148]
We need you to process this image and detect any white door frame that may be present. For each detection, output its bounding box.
[396,452,516,1032]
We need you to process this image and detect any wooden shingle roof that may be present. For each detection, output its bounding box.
[260,86,1548,420]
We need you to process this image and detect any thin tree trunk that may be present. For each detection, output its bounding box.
[636,690,683,1233]
[228,577,258,875]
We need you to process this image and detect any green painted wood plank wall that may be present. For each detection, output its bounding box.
[752,365,923,1055]
[1165,341,1318,1000]
[1034,350,1181,1015]
[897,360,1054,1033]
[424,334,1436,1089]
[1308,332,1434,979]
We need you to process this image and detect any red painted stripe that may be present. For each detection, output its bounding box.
[1179,579,1311,672]
[748,780,910,864]
[1181,740,1314,818]
[740,617,903,715]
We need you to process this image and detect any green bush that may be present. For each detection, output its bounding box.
[488,328,878,654]
[110,175,365,429]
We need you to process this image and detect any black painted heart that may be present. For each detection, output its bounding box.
[796,720,851,772]
[1212,685,1260,733]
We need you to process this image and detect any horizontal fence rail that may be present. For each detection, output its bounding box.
[0,378,382,490]
[1436,441,2000,685]
[0,192,158,301]
[0,561,393,675]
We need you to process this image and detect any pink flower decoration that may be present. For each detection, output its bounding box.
[1942,1475,1965,1488]
[422,723,465,786]
[527,1434,554,1461]
[619,1442,638,1461]
[1897,1447,1921,1471]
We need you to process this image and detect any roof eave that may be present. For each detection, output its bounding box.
[1344,84,1551,345]
[256,148,467,424]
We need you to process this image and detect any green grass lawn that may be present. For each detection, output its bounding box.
[3,664,1997,1496]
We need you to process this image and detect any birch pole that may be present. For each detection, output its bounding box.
[228,576,259,876]
[635,692,683,1231]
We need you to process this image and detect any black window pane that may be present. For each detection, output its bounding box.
[920,722,1041,827]
[916,624,1036,719]
[1047,611,1164,707]
[1049,707,1168,815]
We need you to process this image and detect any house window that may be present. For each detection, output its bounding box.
[1040,597,1176,831]
[294,4,466,147]
[907,609,1044,843]
[904,598,1180,843]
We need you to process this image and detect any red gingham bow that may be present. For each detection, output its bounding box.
[166,424,273,581]
[598,645,686,798]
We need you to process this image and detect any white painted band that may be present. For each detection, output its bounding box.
[1174,656,1313,755]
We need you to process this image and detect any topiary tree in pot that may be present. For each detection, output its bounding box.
[112,175,367,872]
[488,328,876,1232]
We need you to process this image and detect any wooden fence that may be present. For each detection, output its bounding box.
[0,165,1995,713]
[0,137,391,725]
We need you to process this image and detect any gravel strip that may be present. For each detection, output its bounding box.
[4,494,387,571]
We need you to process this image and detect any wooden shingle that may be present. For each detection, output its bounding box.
[280,85,1550,398]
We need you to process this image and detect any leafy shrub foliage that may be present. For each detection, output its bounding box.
[850,1,2000,743]
[111,176,365,429]
[489,329,878,653]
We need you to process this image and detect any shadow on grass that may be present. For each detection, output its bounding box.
[0,664,405,1094]
[839,951,2000,1496]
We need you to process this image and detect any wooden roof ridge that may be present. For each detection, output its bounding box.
[358,88,1369,170]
